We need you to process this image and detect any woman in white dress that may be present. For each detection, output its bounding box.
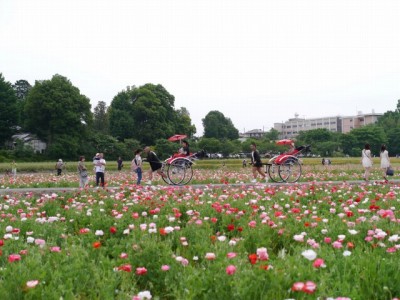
[380,144,390,181]
[361,144,373,181]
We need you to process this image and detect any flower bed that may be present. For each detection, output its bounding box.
[1,179,400,299]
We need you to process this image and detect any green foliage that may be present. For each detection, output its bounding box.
[349,125,387,156]
[23,74,93,159]
[12,79,32,126]
[0,73,18,146]
[109,84,196,145]
[264,128,279,141]
[93,101,109,134]
[154,139,181,160]
[197,137,222,153]
[202,111,239,140]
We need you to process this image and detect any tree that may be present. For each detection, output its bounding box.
[197,137,222,153]
[202,111,239,140]
[24,74,93,158]
[264,128,279,141]
[386,127,400,156]
[0,73,18,147]
[13,79,31,100]
[174,107,196,138]
[154,139,180,160]
[93,101,109,134]
[12,79,32,126]
[296,128,333,145]
[108,88,136,141]
[109,84,196,145]
[349,125,387,156]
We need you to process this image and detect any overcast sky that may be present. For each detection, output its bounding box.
[1,0,400,136]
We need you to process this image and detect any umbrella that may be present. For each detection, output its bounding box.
[276,139,294,146]
[168,134,187,142]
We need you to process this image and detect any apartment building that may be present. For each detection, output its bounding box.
[274,112,382,139]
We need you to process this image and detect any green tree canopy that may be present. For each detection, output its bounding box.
[349,125,387,156]
[264,128,279,141]
[197,137,222,153]
[202,111,239,140]
[0,73,18,146]
[12,79,32,126]
[24,74,93,158]
[109,84,196,145]
[93,101,109,134]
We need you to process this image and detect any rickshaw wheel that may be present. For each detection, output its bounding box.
[278,158,302,183]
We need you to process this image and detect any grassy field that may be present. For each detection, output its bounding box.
[1,157,399,173]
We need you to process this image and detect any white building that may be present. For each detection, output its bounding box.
[274,112,382,139]
[11,133,47,153]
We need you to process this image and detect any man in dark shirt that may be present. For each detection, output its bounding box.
[143,146,169,185]
[250,142,267,183]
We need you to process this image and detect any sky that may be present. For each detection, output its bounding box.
[1,0,400,136]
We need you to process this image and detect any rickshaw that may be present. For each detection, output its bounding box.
[160,134,206,185]
[265,139,311,183]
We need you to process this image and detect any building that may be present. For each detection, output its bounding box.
[10,133,47,153]
[274,112,382,139]
[240,129,265,139]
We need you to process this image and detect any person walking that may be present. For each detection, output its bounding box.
[143,146,169,185]
[93,153,106,187]
[55,159,64,176]
[250,142,267,183]
[361,144,373,181]
[131,149,143,185]
[117,156,123,171]
[11,160,17,179]
[380,144,391,181]
[77,156,88,188]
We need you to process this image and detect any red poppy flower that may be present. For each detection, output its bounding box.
[159,228,167,236]
[110,227,117,234]
[118,264,132,272]
[347,242,355,249]
[93,241,101,248]
[227,224,235,232]
[248,254,257,265]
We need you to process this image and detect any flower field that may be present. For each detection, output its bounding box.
[0,168,400,299]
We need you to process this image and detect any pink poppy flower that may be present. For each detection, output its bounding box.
[205,252,216,260]
[257,247,269,261]
[226,265,236,275]
[332,241,343,249]
[291,281,305,291]
[303,281,317,294]
[26,280,39,288]
[35,239,46,246]
[226,252,237,259]
[50,246,61,252]
[136,267,147,275]
[8,254,21,263]
[248,221,257,228]
[161,265,170,271]
[313,258,326,268]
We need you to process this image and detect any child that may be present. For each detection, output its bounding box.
[131,149,143,185]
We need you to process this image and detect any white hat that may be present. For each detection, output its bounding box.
[58,159,62,162]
